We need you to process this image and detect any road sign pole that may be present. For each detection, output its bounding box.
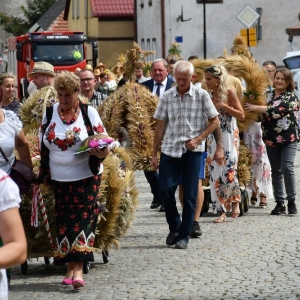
[247,28,250,48]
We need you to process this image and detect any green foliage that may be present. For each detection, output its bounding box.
[0,0,56,36]
[21,0,56,26]
[0,13,29,36]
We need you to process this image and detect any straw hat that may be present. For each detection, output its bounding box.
[85,64,93,71]
[94,69,101,76]
[29,61,55,77]
[97,62,106,69]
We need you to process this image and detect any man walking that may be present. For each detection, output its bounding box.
[151,60,219,249]
[141,59,174,212]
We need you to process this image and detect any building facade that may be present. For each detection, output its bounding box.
[136,0,300,65]
[65,0,135,68]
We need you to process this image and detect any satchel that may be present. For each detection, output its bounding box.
[0,147,34,195]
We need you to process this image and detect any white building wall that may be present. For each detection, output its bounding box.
[137,0,300,66]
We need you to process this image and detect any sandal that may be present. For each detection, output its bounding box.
[214,213,227,223]
[250,197,258,205]
[259,195,267,208]
[231,202,240,218]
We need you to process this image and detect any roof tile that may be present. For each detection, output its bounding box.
[90,0,134,18]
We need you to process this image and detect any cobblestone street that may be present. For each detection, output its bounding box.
[8,153,300,300]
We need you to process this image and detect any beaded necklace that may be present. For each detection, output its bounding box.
[60,102,79,125]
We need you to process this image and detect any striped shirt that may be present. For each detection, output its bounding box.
[154,84,218,157]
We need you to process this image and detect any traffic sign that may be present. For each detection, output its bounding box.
[237,5,260,29]
[240,28,257,47]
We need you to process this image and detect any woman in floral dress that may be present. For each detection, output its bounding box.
[243,121,273,207]
[39,72,110,290]
[245,68,299,216]
[205,65,245,223]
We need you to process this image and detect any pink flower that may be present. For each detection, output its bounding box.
[276,135,283,143]
[89,140,100,148]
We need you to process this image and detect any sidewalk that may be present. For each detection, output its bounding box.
[8,154,300,299]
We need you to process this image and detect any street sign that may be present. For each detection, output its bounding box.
[175,36,183,43]
[237,5,260,29]
[240,28,257,47]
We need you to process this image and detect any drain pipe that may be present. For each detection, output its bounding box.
[161,0,166,58]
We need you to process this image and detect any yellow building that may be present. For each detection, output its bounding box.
[64,0,135,68]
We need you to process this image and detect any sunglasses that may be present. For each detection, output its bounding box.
[206,65,222,77]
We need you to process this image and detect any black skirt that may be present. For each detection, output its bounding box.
[52,175,101,266]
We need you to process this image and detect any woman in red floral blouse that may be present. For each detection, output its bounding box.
[245,68,299,216]
[39,72,110,291]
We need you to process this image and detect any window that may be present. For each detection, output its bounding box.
[77,0,80,19]
[141,38,145,52]
[146,39,151,62]
[152,38,156,60]
[146,39,151,51]
[72,0,75,19]
[84,0,87,18]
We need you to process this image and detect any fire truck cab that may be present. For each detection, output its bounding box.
[6,31,98,99]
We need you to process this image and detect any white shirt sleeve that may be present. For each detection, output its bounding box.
[0,170,21,213]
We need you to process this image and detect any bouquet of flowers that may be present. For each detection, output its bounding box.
[76,134,115,154]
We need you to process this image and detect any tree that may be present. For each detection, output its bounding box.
[0,0,56,36]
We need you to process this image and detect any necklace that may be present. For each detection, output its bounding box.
[60,103,79,125]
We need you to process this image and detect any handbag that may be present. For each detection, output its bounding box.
[0,147,33,195]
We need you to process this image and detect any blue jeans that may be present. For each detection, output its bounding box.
[266,142,297,203]
[144,170,160,200]
[159,151,202,242]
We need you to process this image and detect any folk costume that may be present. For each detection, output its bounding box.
[39,100,106,266]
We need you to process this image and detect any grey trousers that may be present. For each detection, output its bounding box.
[266,142,297,203]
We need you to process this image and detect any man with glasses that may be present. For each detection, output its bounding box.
[79,69,107,108]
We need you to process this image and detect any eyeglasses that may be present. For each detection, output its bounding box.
[80,78,94,82]
[104,77,108,79]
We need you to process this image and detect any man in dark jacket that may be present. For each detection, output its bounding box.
[141,58,174,212]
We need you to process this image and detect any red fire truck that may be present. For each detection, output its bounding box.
[6,31,98,99]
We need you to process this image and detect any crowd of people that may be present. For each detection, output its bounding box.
[0,48,299,295]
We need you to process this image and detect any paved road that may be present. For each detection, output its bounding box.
[8,153,300,299]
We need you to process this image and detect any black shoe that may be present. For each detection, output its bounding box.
[270,203,286,215]
[190,221,202,238]
[288,201,297,215]
[150,197,161,209]
[159,204,165,212]
[166,232,179,246]
[175,239,188,249]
